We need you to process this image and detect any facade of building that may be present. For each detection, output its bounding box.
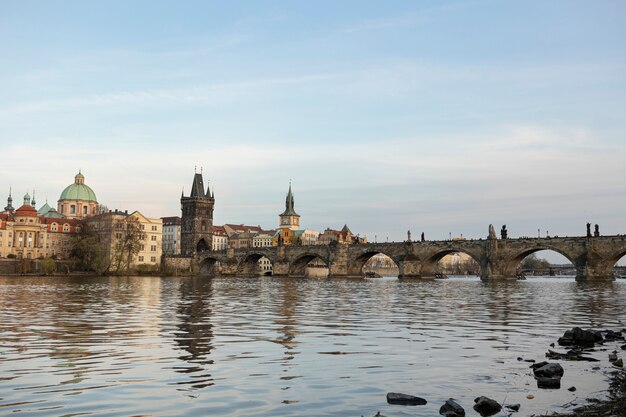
[85,210,162,270]
[211,226,229,251]
[161,216,181,255]
[57,171,99,219]
[181,173,215,256]
[252,230,275,247]
[318,225,367,245]
[0,193,80,259]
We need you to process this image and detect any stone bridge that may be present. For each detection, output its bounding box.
[196,235,626,281]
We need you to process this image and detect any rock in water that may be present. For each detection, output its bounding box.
[536,376,562,389]
[609,352,618,362]
[568,386,577,392]
[386,392,427,405]
[533,363,564,378]
[473,396,502,416]
[439,398,465,417]
[614,358,623,367]
[505,403,521,412]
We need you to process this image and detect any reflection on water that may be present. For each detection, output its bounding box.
[0,276,624,417]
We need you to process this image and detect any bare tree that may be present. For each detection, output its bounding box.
[112,216,146,272]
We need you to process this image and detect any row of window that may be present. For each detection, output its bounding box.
[138,256,158,262]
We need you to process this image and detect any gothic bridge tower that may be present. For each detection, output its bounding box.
[181,172,215,256]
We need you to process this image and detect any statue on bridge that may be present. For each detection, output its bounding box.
[407,230,411,242]
[421,232,425,242]
[488,224,497,240]
[587,222,592,238]
[594,224,600,237]
[500,225,508,239]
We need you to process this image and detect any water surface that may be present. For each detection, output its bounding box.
[0,275,624,416]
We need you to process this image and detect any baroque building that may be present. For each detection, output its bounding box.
[180,172,214,256]
[57,171,99,219]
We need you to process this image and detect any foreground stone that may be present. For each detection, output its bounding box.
[386,392,427,405]
[537,376,562,389]
[558,327,603,347]
[506,403,521,412]
[473,396,502,416]
[534,362,564,378]
[439,398,465,417]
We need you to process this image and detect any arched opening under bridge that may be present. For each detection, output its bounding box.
[437,252,480,277]
[611,252,626,279]
[422,250,482,279]
[237,253,274,277]
[290,254,329,278]
[353,251,400,278]
[199,257,220,276]
[512,249,574,278]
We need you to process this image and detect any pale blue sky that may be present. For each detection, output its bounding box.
[1,1,626,251]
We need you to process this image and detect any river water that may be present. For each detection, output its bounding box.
[0,275,624,417]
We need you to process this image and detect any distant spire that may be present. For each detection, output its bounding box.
[23,191,31,206]
[4,187,14,212]
[181,187,185,198]
[31,189,36,207]
[280,181,298,216]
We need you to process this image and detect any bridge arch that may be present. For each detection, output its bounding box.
[348,250,402,277]
[506,246,576,277]
[199,256,220,276]
[289,253,330,277]
[420,249,483,278]
[237,252,275,277]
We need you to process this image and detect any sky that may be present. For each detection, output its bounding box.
[1,0,626,257]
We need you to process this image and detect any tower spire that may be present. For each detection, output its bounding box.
[31,189,36,207]
[4,187,14,212]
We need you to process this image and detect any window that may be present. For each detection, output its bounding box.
[70,205,76,214]
[150,256,156,262]
[115,232,122,239]
[83,206,87,215]
[51,223,58,232]
[151,235,157,241]
[150,245,157,252]
[140,245,145,251]
[140,224,145,230]
[151,226,157,231]
[139,256,144,262]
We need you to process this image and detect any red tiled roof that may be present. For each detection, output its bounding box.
[161,216,181,225]
[15,204,38,217]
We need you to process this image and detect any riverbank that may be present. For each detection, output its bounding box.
[538,369,625,417]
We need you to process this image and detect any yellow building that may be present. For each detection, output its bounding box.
[85,210,162,271]
[0,193,80,259]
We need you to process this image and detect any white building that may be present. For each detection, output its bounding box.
[161,216,181,255]
[212,225,229,251]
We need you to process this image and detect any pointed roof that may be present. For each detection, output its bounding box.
[37,202,53,216]
[190,173,205,198]
[341,224,352,234]
[280,182,299,217]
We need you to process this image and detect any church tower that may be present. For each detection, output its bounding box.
[279,182,300,231]
[4,187,14,214]
[181,171,215,256]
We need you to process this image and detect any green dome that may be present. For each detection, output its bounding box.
[59,184,97,202]
[58,172,98,202]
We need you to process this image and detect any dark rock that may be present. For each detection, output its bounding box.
[550,342,555,348]
[505,403,521,412]
[530,361,549,371]
[534,363,564,378]
[524,359,536,363]
[536,376,562,389]
[517,357,523,361]
[473,396,502,416]
[568,386,577,392]
[573,327,603,345]
[386,392,427,405]
[373,412,386,417]
[609,352,618,362]
[614,358,623,367]
[604,330,624,341]
[621,344,626,350]
[439,398,465,417]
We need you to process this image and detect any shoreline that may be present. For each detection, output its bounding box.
[537,369,625,417]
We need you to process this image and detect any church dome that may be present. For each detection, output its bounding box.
[58,171,98,202]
